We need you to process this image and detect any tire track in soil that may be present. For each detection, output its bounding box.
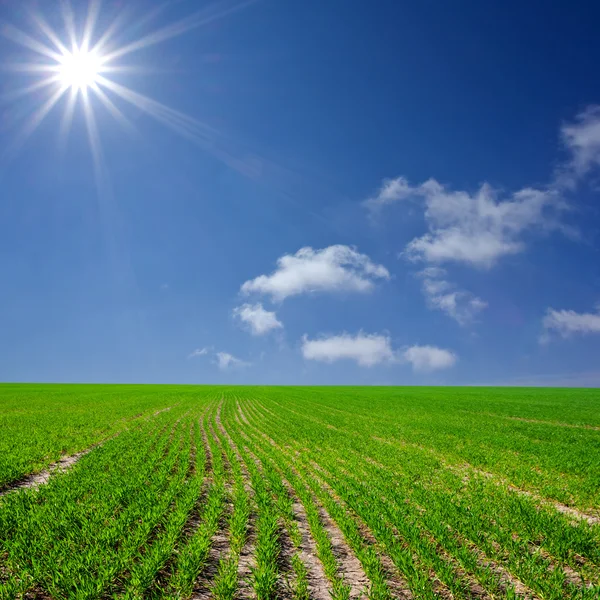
[235,400,371,600]
[152,406,174,417]
[22,586,54,599]
[543,551,596,589]
[482,413,600,432]
[369,433,600,528]
[0,445,99,498]
[0,414,168,499]
[1,405,179,498]
[6,420,185,599]
[0,564,50,600]
[453,463,600,527]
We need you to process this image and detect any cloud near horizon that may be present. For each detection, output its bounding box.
[233,303,283,335]
[301,332,397,367]
[301,332,457,371]
[215,351,250,370]
[241,245,390,301]
[402,345,457,372]
[542,305,600,339]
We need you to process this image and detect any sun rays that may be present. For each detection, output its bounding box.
[1,0,255,169]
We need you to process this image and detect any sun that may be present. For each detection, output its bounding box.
[57,46,103,91]
[2,0,255,172]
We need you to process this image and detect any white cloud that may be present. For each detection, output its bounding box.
[419,266,447,279]
[233,303,283,335]
[418,268,487,325]
[241,245,390,302]
[559,105,600,185]
[428,292,487,325]
[402,345,457,372]
[542,306,600,338]
[215,352,250,370]
[363,176,413,210]
[301,332,458,372]
[301,332,397,367]
[189,347,251,369]
[364,108,600,268]
[366,177,562,268]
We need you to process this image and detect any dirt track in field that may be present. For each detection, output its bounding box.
[0,447,94,498]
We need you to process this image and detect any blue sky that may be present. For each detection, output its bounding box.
[1,0,600,385]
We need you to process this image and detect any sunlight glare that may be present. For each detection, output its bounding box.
[58,47,102,90]
[2,0,257,170]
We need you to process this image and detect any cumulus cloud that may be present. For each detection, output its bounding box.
[241,245,390,302]
[188,347,209,358]
[215,352,250,370]
[301,332,397,367]
[301,332,458,372]
[418,268,487,325]
[365,177,562,268]
[559,105,600,185]
[363,109,600,268]
[412,180,559,268]
[402,345,457,372]
[233,303,283,335]
[542,305,600,339]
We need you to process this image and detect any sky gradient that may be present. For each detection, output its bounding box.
[1,0,600,385]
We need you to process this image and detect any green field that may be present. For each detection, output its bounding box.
[0,385,599,599]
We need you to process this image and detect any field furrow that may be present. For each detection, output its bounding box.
[238,399,438,599]
[229,401,355,600]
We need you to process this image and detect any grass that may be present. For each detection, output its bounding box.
[0,384,599,599]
